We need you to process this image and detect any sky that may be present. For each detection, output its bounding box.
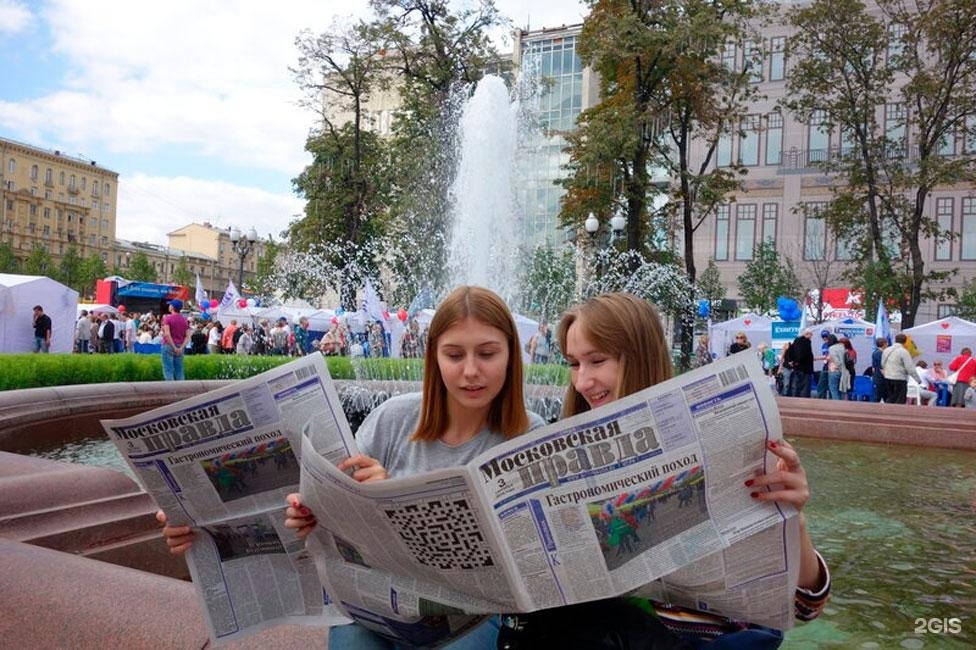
[0,0,586,247]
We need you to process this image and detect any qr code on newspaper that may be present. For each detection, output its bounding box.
[384,498,494,570]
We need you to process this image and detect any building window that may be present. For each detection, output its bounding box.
[739,115,760,166]
[766,113,783,165]
[80,177,87,191]
[962,198,976,260]
[104,182,111,197]
[43,207,51,219]
[735,204,757,261]
[935,198,953,261]
[69,174,76,190]
[60,171,65,185]
[42,225,50,236]
[30,164,38,180]
[92,180,99,196]
[7,158,14,173]
[30,204,37,216]
[769,36,786,81]
[808,111,831,164]
[835,231,857,261]
[938,128,956,156]
[721,42,736,70]
[965,115,976,153]
[887,23,906,66]
[938,304,959,318]
[803,202,828,260]
[762,203,777,244]
[885,103,906,156]
[45,168,52,184]
[717,131,733,167]
[715,204,730,261]
[745,40,762,83]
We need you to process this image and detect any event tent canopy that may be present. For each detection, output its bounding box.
[0,274,79,353]
[901,316,976,363]
[709,314,773,360]
[819,317,877,374]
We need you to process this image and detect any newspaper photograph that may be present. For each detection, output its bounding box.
[296,352,801,644]
[101,354,353,644]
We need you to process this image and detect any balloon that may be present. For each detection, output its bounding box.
[200,311,210,321]
[696,299,710,319]
[336,308,345,316]
[238,298,247,308]
[202,299,212,309]
[117,305,126,313]
[398,308,408,322]
[246,298,256,308]
[382,310,391,320]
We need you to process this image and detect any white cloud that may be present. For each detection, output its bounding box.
[117,174,303,245]
[0,0,31,34]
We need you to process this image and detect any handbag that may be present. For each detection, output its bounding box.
[947,357,973,386]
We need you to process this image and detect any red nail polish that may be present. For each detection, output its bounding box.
[744,479,754,487]
[299,506,310,515]
[750,491,760,498]
[769,441,778,448]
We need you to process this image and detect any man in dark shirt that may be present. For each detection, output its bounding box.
[787,329,815,397]
[32,305,52,353]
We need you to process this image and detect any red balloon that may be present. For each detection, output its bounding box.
[398,308,408,322]
[238,298,247,308]
[117,305,126,312]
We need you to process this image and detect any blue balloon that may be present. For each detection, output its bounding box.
[697,299,710,318]
[200,311,211,321]
[336,308,345,316]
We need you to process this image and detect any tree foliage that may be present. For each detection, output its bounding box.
[56,245,84,293]
[696,258,726,307]
[250,239,282,300]
[737,242,802,314]
[783,0,976,326]
[0,241,19,274]
[126,251,157,282]
[582,248,695,319]
[516,246,577,322]
[562,0,763,369]
[78,253,107,300]
[22,243,53,277]
[171,255,193,288]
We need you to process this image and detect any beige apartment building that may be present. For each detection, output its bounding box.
[168,222,267,295]
[0,136,119,265]
[687,7,975,322]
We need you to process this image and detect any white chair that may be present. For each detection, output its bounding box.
[906,381,921,406]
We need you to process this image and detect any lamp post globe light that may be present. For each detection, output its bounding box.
[229,226,258,289]
[584,211,627,292]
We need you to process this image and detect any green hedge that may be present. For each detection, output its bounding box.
[0,353,568,390]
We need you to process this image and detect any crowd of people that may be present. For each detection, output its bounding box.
[695,328,976,407]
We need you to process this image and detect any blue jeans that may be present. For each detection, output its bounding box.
[827,371,842,400]
[329,617,500,649]
[34,336,49,353]
[816,369,829,398]
[161,347,185,381]
[790,371,811,398]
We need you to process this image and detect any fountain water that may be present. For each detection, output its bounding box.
[447,75,521,303]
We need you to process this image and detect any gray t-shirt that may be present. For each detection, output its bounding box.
[355,393,547,478]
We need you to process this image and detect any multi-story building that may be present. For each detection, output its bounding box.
[113,239,219,296]
[688,7,975,322]
[167,222,267,296]
[0,136,119,265]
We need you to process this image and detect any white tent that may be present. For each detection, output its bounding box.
[709,313,773,360]
[902,316,976,364]
[77,302,119,316]
[0,274,79,353]
[820,316,877,374]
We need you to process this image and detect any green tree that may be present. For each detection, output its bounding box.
[290,19,393,308]
[22,243,54,277]
[376,0,504,303]
[516,246,577,322]
[171,255,193,288]
[56,245,84,293]
[783,0,976,327]
[127,251,157,282]
[953,279,976,321]
[78,253,107,300]
[0,241,20,273]
[250,239,281,300]
[696,258,726,309]
[738,242,802,314]
[560,0,763,369]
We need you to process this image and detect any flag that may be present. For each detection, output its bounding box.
[195,273,208,307]
[362,278,385,322]
[219,279,241,312]
[875,301,891,346]
[797,293,809,336]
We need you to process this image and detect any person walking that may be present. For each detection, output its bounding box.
[881,333,921,404]
[161,299,189,381]
[32,305,52,353]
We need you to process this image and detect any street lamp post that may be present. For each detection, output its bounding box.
[229,226,258,290]
[584,211,626,289]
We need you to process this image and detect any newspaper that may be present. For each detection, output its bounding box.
[101,354,352,645]
[298,352,802,645]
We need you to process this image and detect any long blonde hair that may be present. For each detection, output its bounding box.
[412,286,529,441]
[556,292,673,418]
